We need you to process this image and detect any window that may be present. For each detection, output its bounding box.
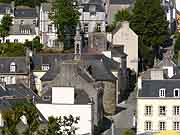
[48,25,52,33]
[174,106,180,115]
[33,20,36,25]
[6,39,10,43]
[41,64,50,71]
[14,39,18,43]
[0,76,5,82]
[84,23,88,33]
[174,122,180,131]
[145,121,152,131]
[159,106,166,116]
[159,88,166,97]
[145,106,152,116]
[42,96,51,101]
[10,62,16,72]
[96,23,101,32]
[159,122,166,131]
[174,89,180,97]
[21,20,24,24]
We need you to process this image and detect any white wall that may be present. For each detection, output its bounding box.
[176,0,180,12]
[137,98,180,134]
[36,104,93,135]
[0,35,36,43]
[52,87,74,104]
[33,71,46,95]
[163,66,174,78]
[113,22,138,73]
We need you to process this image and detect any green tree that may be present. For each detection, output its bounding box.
[50,0,80,45]
[1,101,40,135]
[22,102,40,135]
[0,15,13,43]
[122,129,135,135]
[24,37,43,52]
[130,0,169,68]
[0,26,8,43]
[113,9,131,26]
[1,15,13,31]
[39,115,80,135]
[1,110,20,135]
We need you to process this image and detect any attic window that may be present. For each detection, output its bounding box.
[10,62,16,72]
[159,88,166,97]
[174,88,180,97]
[42,96,51,101]
[42,64,50,71]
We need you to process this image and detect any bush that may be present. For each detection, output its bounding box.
[0,43,25,56]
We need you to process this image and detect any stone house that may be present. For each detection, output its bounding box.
[137,79,180,134]
[112,21,138,73]
[14,7,39,25]
[31,53,128,126]
[0,57,30,87]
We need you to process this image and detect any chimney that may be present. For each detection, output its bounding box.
[138,76,142,90]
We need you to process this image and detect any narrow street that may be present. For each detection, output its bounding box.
[103,89,137,135]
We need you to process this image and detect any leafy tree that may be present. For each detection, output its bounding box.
[1,110,20,135]
[1,101,40,135]
[174,33,180,61]
[39,115,80,135]
[122,129,135,135]
[0,0,11,3]
[1,15,13,31]
[0,15,13,43]
[50,0,80,44]
[21,102,40,135]
[130,0,170,69]
[24,36,43,52]
[0,26,8,43]
[113,9,131,26]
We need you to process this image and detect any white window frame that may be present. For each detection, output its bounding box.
[145,106,152,116]
[84,23,88,33]
[174,88,180,97]
[159,88,166,97]
[41,64,50,71]
[159,121,166,131]
[96,23,101,32]
[145,121,152,131]
[174,121,180,131]
[159,106,166,116]
[10,62,16,72]
[174,106,180,115]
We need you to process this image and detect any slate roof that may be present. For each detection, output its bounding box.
[14,8,37,18]
[5,84,38,98]
[0,57,28,74]
[0,3,12,14]
[9,24,36,35]
[32,54,119,71]
[82,4,105,12]
[110,0,133,4]
[138,80,180,97]
[157,57,176,67]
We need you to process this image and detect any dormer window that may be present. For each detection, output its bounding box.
[10,62,16,72]
[174,88,180,97]
[159,88,166,97]
[42,64,50,71]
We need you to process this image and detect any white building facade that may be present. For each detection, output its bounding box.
[36,87,93,135]
[79,2,106,37]
[137,80,180,134]
[39,3,58,48]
